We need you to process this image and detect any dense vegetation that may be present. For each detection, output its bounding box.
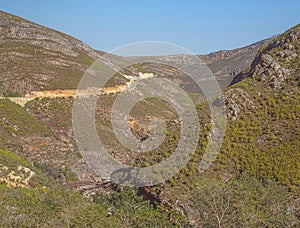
[0,17,299,226]
[191,175,297,227]
[220,78,300,187]
[0,149,187,227]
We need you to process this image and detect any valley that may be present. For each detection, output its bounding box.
[0,9,299,227]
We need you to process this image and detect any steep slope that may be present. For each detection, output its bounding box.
[221,24,300,185]
[231,24,299,86]
[0,10,267,97]
[0,99,51,150]
[0,10,129,96]
[132,25,300,226]
[0,99,90,182]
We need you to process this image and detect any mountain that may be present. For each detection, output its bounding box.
[0,10,131,96]
[123,25,300,226]
[223,24,299,182]
[0,10,299,227]
[200,39,269,86]
[0,10,266,96]
[129,40,268,92]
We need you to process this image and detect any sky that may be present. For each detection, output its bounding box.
[1,0,300,55]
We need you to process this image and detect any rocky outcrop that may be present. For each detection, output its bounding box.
[253,54,291,88]
[232,24,300,88]
[0,164,35,188]
[223,88,255,121]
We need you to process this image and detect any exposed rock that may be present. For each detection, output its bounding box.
[224,88,255,120]
[277,50,297,59]
[232,24,299,88]
[0,164,35,188]
[253,54,291,88]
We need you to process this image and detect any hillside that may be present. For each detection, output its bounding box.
[232,24,300,86]
[221,23,299,186]
[123,25,300,226]
[129,40,267,91]
[0,10,133,96]
[0,148,188,227]
[0,10,299,227]
[202,39,268,86]
[0,10,265,97]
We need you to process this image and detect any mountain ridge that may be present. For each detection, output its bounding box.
[231,23,300,86]
[1,10,268,95]
[0,10,299,227]
[0,10,129,96]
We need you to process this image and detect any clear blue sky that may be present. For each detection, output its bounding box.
[1,0,299,54]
